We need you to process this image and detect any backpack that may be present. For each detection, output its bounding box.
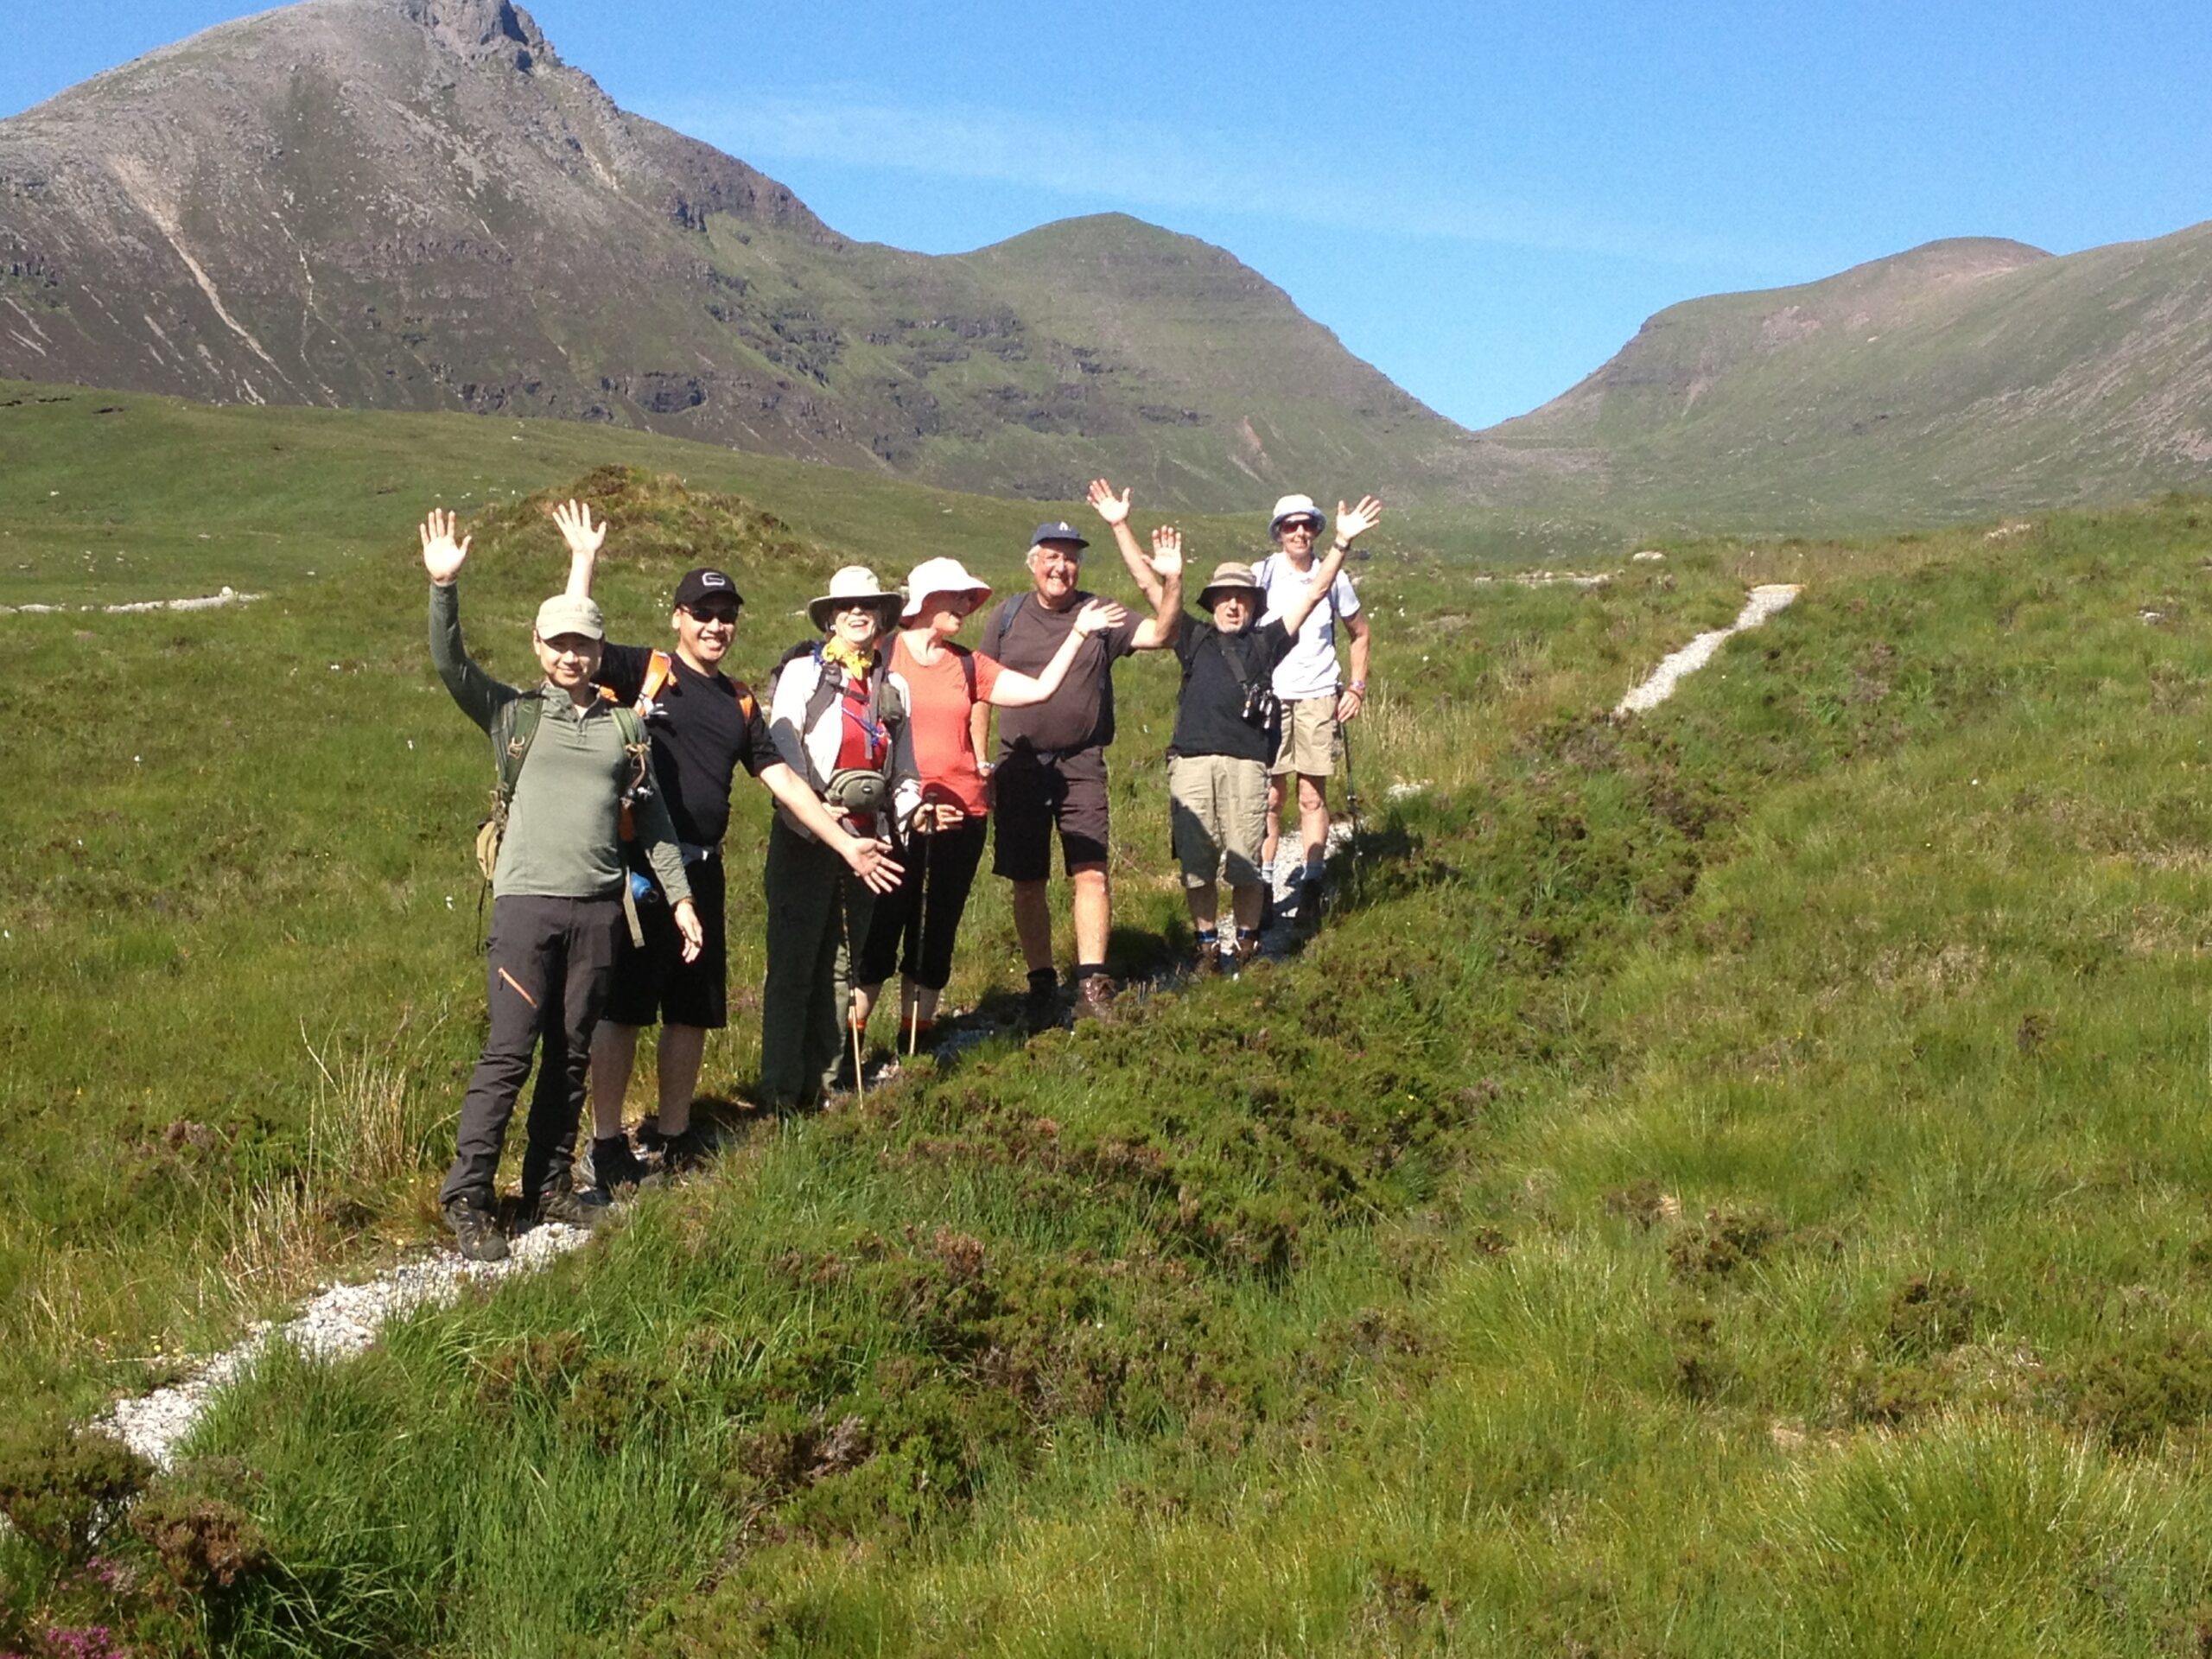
[762,640,904,792]
[633,648,760,726]
[474,689,652,943]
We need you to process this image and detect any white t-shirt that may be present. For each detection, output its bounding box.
[1254,552,1361,702]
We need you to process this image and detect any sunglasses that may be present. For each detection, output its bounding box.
[1279,519,1321,536]
[686,605,741,624]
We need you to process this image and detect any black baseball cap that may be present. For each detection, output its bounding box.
[673,567,744,610]
[1030,520,1090,550]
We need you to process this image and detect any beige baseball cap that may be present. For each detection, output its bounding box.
[534,594,605,641]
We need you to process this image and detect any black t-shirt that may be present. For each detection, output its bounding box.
[1167,614,1295,761]
[596,642,772,847]
[989,591,1143,759]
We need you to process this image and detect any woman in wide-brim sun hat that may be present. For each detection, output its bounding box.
[758,564,919,1108]
[849,556,1128,1053]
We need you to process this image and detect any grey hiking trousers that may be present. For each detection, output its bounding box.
[440,893,622,1210]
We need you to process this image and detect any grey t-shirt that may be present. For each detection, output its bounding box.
[988,591,1142,757]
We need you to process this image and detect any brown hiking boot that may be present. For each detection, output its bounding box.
[1073,973,1119,1022]
[1191,938,1221,978]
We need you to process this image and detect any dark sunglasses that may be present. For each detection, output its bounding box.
[1279,518,1321,536]
[686,604,741,624]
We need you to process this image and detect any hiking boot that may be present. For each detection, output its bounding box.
[443,1198,510,1264]
[658,1125,713,1177]
[585,1133,654,1197]
[1191,938,1221,978]
[1073,973,1119,1022]
[534,1185,614,1231]
[1295,874,1325,926]
[1230,931,1262,972]
[1021,969,1061,1033]
[635,1115,668,1156]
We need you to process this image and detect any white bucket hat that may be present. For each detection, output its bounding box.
[1268,493,1327,537]
[808,565,905,632]
[901,556,994,621]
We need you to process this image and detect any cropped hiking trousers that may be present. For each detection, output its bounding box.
[758,818,875,1108]
[440,893,622,1209]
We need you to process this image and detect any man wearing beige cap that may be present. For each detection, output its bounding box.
[421,508,701,1262]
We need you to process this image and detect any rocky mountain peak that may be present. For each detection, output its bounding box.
[391,0,553,67]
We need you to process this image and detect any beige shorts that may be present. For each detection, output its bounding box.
[1167,753,1269,889]
[1270,696,1344,778]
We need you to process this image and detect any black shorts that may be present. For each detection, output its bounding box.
[603,855,728,1030]
[991,746,1111,882]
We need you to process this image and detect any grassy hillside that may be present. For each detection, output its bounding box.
[7,378,2212,1651]
[1488,225,2212,531]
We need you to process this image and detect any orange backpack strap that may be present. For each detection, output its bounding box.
[637,650,675,713]
[730,677,759,723]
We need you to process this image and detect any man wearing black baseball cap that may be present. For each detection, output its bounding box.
[556,502,900,1186]
[982,508,1182,1027]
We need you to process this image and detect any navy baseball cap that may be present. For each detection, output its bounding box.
[673,567,744,610]
[1030,520,1090,550]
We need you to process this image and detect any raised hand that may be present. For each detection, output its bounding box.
[1335,495,1385,543]
[550,499,606,558]
[1086,478,1133,526]
[419,508,470,585]
[1147,524,1184,580]
[1072,597,1128,637]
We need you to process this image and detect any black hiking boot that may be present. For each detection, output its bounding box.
[1295,874,1325,927]
[585,1133,655,1197]
[1021,969,1061,1033]
[443,1197,510,1264]
[534,1185,614,1231]
[658,1125,714,1177]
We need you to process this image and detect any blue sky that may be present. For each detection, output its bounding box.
[7,0,2209,429]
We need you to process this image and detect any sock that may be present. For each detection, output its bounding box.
[1303,855,1326,882]
[1195,929,1217,950]
[1074,962,1109,982]
[1027,967,1058,992]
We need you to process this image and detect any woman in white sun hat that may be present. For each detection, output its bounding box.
[850,556,1125,1053]
[758,565,920,1109]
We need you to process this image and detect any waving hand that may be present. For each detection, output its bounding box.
[420,508,470,585]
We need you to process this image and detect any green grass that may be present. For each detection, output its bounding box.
[8,381,2212,1653]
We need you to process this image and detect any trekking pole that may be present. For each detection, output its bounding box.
[840,898,865,1109]
[907,819,934,1058]
[1339,713,1366,910]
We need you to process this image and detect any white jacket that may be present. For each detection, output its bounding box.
[767,649,922,841]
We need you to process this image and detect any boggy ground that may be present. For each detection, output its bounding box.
[7,416,2212,1652]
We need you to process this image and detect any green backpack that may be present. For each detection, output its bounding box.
[474,690,652,943]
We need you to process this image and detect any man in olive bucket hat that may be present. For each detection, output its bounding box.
[760,565,920,1107]
[552,503,901,1188]
[1162,498,1378,969]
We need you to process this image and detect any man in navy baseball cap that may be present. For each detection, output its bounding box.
[672,566,746,613]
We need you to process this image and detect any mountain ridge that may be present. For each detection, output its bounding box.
[0,0,1474,508]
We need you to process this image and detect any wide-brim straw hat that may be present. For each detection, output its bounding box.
[808,565,906,632]
[1198,561,1263,607]
[901,556,993,620]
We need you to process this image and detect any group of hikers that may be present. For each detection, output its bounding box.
[420,481,1383,1262]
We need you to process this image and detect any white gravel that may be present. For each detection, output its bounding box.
[3,587,264,616]
[100,1223,593,1469]
[1615,585,1802,716]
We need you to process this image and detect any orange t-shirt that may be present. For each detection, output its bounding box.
[892,633,1004,817]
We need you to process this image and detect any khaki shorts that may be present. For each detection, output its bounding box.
[1270,696,1344,778]
[1167,753,1269,889]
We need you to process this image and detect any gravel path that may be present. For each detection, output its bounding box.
[1615,585,1802,715]
[101,1223,592,1468]
[3,587,264,616]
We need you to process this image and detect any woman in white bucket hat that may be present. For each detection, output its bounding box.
[849,556,1125,1053]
